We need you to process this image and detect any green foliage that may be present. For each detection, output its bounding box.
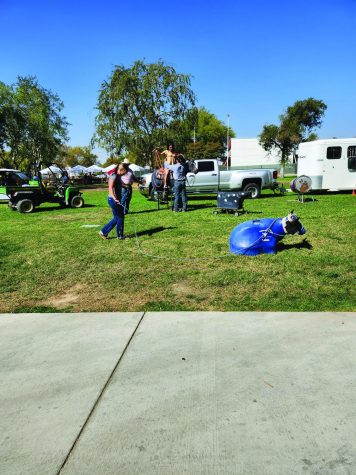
[102,155,119,167]
[93,59,196,165]
[0,76,69,170]
[259,98,327,166]
[63,145,98,167]
[186,141,223,160]
[174,107,235,159]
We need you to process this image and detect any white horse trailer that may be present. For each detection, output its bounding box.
[297,139,356,191]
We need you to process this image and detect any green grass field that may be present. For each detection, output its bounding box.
[1,187,355,313]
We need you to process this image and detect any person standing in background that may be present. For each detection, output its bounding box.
[164,154,188,212]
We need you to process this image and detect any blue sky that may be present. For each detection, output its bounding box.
[1,0,355,162]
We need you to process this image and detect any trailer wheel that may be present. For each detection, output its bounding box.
[17,199,35,213]
[71,195,84,208]
[243,183,261,199]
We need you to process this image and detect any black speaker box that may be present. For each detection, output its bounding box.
[217,192,247,210]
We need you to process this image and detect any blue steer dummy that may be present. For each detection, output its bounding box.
[229,213,306,256]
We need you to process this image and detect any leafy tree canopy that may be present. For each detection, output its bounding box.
[62,145,98,168]
[0,76,69,170]
[183,107,235,160]
[259,98,327,167]
[92,59,196,165]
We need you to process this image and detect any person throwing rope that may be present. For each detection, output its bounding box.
[99,163,128,240]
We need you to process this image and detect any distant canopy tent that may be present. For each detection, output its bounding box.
[129,163,145,172]
[68,165,88,176]
[102,163,147,176]
[86,165,103,173]
[103,164,118,175]
[40,166,62,176]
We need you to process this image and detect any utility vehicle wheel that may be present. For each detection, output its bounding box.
[71,195,84,208]
[17,199,34,213]
[243,183,261,199]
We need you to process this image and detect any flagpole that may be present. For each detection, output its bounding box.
[226,114,230,169]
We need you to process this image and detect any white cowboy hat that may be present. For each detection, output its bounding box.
[123,158,130,164]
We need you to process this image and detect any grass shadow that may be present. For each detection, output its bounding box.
[13,305,72,313]
[133,226,177,238]
[103,226,176,240]
[276,239,313,252]
[34,204,96,213]
[187,203,216,211]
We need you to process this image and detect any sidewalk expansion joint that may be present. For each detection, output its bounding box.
[56,311,146,475]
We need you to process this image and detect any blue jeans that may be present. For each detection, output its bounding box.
[101,197,124,237]
[121,187,132,215]
[174,181,187,211]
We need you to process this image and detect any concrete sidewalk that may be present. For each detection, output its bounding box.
[1,312,355,475]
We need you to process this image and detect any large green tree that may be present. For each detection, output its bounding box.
[259,98,327,174]
[184,107,235,160]
[63,145,98,167]
[92,59,196,165]
[0,76,69,170]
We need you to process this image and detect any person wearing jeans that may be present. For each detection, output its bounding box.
[173,179,187,212]
[164,154,188,212]
[99,163,127,240]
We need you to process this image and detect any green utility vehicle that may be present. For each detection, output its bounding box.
[6,164,84,213]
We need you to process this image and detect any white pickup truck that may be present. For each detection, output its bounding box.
[139,159,278,199]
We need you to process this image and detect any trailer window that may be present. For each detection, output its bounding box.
[347,146,356,171]
[326,147,342,159]
[197,161,215,172]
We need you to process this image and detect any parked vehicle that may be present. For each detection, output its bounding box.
[297,138,356,191]
[0,169,39,201]
[6,164,84,213]
[140,159,278,199]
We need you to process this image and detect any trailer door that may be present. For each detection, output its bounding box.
[323,146,350,190]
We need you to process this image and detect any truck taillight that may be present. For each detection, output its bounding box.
[273,170,278,179]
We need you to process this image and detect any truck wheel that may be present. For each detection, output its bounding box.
[243,183,261,199]
[71,195,84,208]
[17,199,34,213]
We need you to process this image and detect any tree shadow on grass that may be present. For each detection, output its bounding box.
[34,204,96,213]
[276,239,313,252]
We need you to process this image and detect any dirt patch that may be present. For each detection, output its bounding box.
[171,282,204,298]
[45,284,84,309]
